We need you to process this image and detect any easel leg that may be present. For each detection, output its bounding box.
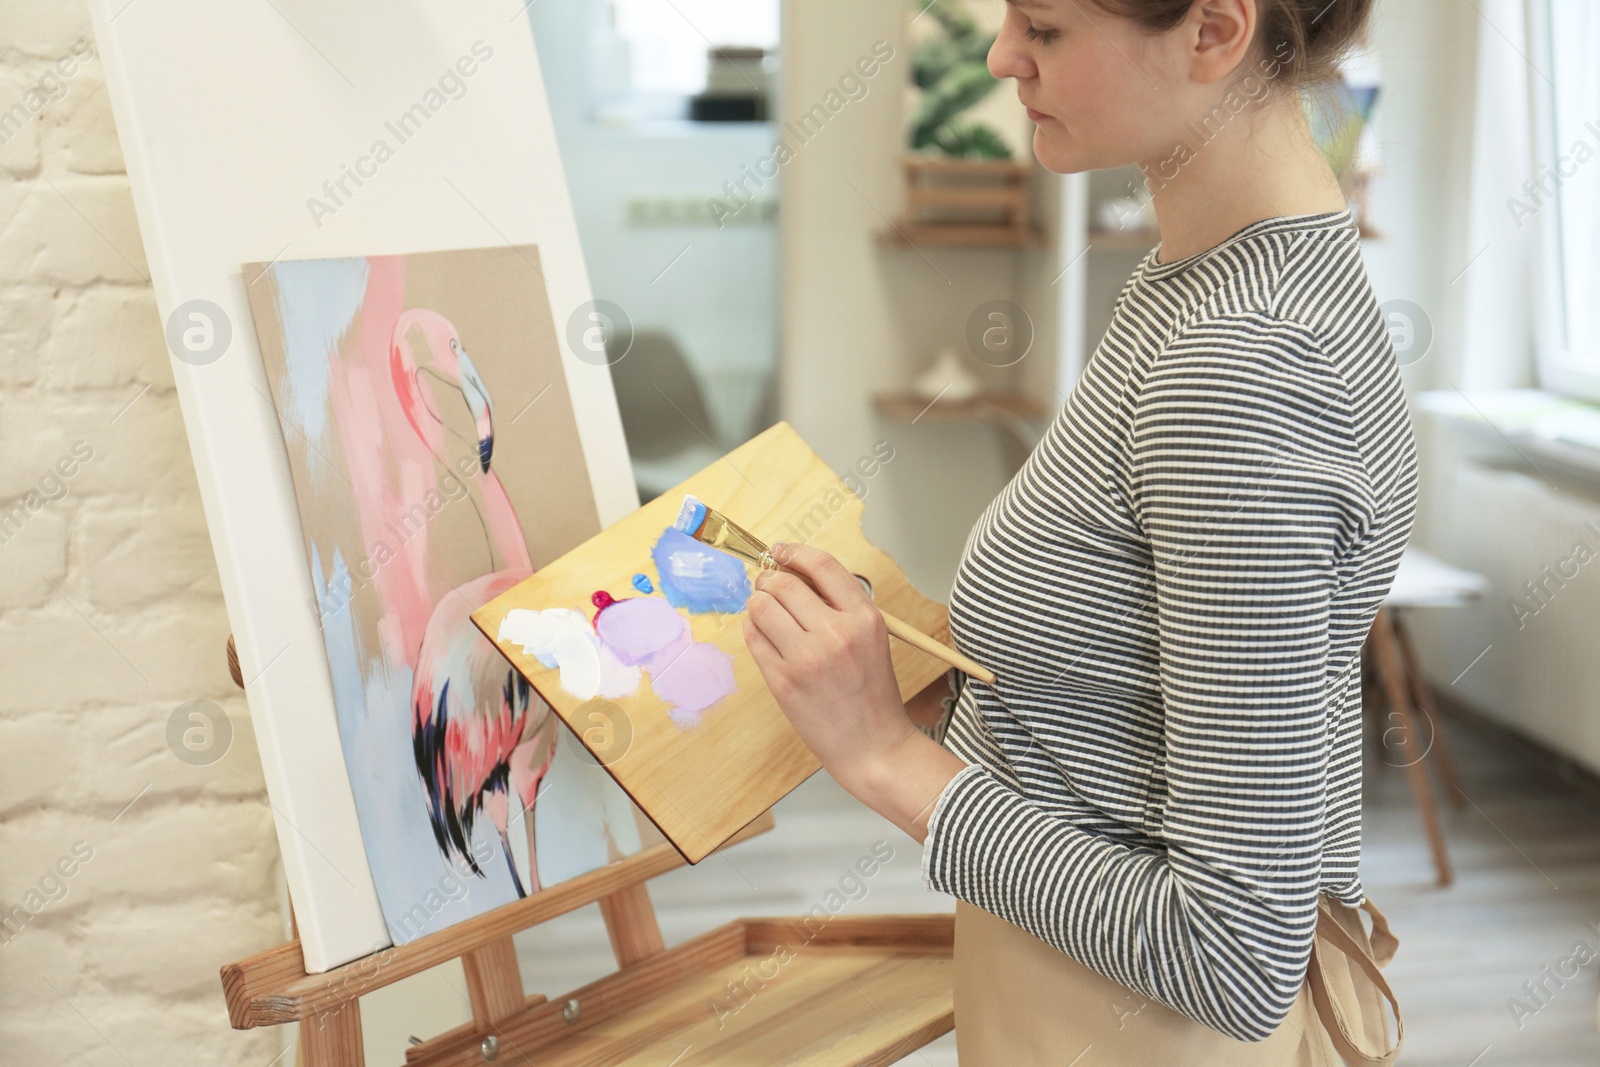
[462,938,526,1026]
[297,1000,363,1066]
[1392,611,1467,810]
[1370,606,1454,887]
[599,883,666,967]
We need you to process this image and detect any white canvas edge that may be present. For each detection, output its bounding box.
[86,0,641,973]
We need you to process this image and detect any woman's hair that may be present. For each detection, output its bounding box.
[1084,0,1373,89]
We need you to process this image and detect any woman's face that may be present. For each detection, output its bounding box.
[988,0,1246,175]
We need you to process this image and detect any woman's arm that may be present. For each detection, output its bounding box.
[741,545,968,842]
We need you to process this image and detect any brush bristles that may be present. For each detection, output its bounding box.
[675,500,773,571]
[672,494,708,536]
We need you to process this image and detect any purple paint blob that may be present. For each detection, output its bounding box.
[593,592,689,667]
[650,641,736,722]
[587,588,738,726]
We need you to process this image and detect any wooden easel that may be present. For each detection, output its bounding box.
[219,639,955,1066]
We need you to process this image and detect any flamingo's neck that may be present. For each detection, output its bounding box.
[391,331,430,450]
[391,317,531,578]
[475,468,533,576]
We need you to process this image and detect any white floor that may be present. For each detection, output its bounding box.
[1356,701,1600,1066]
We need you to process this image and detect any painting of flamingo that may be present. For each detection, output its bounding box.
[245,246,648,945]
[391,308,550,895]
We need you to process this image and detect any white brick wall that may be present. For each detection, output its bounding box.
[0,4,283,1062]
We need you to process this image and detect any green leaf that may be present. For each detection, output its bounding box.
[912,39,959,89]
[934,121,1013,159]
[918,0,978,40]
[909,60,1000,148]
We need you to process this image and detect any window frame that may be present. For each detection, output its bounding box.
[1528,0,1600,401]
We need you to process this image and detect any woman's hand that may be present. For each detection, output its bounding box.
[742,541,968,841]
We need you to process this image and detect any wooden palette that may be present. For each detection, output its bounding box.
[472,421,953,862]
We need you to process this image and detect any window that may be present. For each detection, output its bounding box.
[591,0,779,124]
[1531,0,1600,400]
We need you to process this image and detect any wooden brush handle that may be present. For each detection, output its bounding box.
[880,610,997,686]
[767,560,998,685]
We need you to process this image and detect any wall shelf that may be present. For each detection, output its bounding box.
[876,224,1046,248]
[871,390,1047,424]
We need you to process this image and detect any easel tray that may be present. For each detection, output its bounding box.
[404,914,953,1067]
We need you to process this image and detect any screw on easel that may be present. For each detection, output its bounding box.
[563,998,581,1024]
[407,1036,423,1046]
[480,1034,500,1061]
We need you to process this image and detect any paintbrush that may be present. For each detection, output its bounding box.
[672,494,998,686]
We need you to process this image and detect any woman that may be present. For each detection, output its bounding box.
[744,0,1412,1063]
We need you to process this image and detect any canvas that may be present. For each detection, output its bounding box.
[90,0,639,974]
[245,245,651,943]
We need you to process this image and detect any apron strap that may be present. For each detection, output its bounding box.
[1306,894,1403,1066]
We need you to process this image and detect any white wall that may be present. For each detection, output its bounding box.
[1358,0,1485,556]
[779,0,1060,598]
[1372,0,1600,772]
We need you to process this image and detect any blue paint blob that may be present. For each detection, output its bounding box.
[650,527,751,614]
[631,572,654,594]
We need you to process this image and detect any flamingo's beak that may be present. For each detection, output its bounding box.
[455,344,495,472]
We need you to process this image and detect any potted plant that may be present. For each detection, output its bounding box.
[896,0,1033,241]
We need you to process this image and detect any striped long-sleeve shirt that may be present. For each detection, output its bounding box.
[922,208,1419,1043]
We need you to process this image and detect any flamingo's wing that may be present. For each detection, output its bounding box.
[411,573,537,878]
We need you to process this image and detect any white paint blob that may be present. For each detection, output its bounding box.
[498,608,641,700]
[663,547,714,580]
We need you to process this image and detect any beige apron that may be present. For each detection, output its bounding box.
[953,891,1402,1066]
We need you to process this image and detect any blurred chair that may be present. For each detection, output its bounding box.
[607,330,728,503]
[1362,547,1491,888]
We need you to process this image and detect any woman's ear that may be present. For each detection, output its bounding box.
[1186,0,1257,86]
